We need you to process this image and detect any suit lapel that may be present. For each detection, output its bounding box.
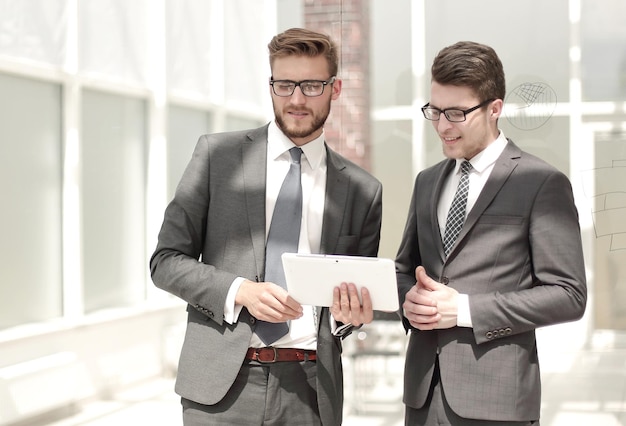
[452,140,521,254]
[434,160,456,260]
[320,146,348,255]
[242,125,269,277]
[317,147,350,332]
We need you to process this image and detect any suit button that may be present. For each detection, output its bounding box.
[505,327,512,335]
[486,331,493,339]
[441,276,450,285]
[499,329,506,337]
[195,304,208,314]
[249,317,256,325]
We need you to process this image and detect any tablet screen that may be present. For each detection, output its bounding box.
[282,253,399,311]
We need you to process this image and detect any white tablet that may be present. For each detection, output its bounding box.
[281,253,399,312]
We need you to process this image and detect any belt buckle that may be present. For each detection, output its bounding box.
[257,347,279,363]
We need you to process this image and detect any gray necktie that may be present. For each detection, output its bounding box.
[256,147,303,345]
[443,160,472,256]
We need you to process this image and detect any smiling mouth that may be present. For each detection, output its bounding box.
[443,136,460,143]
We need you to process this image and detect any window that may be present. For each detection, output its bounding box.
[0,73,63,329]
[81,90,147,312]
[166,105,213,200]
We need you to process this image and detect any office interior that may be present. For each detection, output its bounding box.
[1,0,625,425]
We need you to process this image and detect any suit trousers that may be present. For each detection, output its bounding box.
[405,359,539,426]
[182,359,321,425]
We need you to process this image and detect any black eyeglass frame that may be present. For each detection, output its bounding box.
[421,98,495,122]
[269,76,336,97]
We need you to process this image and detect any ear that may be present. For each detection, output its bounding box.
[330,78,342,100]
[490,98,504,120]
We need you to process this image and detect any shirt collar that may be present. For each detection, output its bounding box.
[268,121,325,169]
[457,130,508,174]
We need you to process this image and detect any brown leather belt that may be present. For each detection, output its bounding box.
[245,347,317,363]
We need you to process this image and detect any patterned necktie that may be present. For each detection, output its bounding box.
[256,147,303,345]
[443,160,472,256]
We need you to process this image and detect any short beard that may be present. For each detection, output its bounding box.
[273,99,331,141]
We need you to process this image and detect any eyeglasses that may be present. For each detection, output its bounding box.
[421,99,495,122]
[270,76,336,97]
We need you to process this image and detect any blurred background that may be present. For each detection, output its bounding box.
[1,0,625,425]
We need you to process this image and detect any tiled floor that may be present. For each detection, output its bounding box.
[36,326,626,426]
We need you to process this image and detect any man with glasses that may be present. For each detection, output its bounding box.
[150,27,382,425]
[396,41,586,425]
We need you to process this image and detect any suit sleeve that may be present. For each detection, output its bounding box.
[469,170,587,344]
[395,174,423,329]
[149,135,238,325]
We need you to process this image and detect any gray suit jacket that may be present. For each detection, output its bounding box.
[395,139,586,422]
[150,124,382,425]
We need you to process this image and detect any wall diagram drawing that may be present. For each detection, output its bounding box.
[582,159,626,251]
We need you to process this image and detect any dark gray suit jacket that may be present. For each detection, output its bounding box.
[396,139,586,422]
[150,124,382,425]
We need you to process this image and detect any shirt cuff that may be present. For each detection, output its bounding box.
[330,313,354,338]
[333,322,355,338]
[223,277,245,324]
[457,293,473,327]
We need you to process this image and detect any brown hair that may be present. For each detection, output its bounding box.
[431,41,506,102]
[268,28,339,77]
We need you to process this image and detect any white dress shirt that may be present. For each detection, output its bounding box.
[224,121,327,349]
[437,131,508,327]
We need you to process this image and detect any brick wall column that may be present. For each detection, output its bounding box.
[304,0,371,171]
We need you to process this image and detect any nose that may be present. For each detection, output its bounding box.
[289,86,307,104]
[436,115,454,131]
